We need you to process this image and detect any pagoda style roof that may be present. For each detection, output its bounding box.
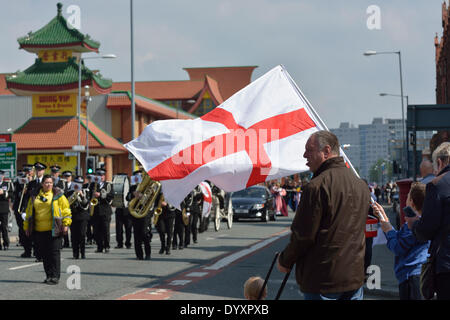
[5,57,112,95]
[12,116,126,154]
[17,3,100,53]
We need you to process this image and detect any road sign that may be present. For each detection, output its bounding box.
[0,142,16,178]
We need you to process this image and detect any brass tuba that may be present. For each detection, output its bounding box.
[128,171,161,219]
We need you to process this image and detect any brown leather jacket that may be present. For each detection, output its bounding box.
[279,157,370,294]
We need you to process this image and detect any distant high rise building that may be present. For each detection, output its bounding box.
[330,122,360,173]
[332,117,434,182]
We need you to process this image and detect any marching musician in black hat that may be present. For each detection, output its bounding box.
[156,199,176,255]
[50,165,65,190]
[61,170,74,248]
[13,164,34,257]
[90,169,114,253]
[114,174,132,250]
[127,170,151,260]
[67,176,90,259]
[21,162,47,261]
[84,174,94,245]
[0,170,13,250]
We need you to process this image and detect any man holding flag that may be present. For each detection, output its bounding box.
[277,131,370,300]
[125,65,370,299]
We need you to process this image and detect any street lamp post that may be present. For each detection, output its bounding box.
[77,53,116,175]
[364,50,407,178]
[379,93,410,177]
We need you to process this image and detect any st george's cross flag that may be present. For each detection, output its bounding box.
[199,181,213,218]
[125,65,330,209]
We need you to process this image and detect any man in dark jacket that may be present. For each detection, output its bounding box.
[277,130,370,300]
[412,142,450,300]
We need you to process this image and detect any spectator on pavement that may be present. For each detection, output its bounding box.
[412,142,450,300]
[419,159,436,185]
[372,182,429,300]
[277,131,370,300]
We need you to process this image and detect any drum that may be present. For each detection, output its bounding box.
[112,175,130,208]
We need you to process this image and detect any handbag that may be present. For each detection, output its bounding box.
[420,255,436,300]
[420,224,450,300]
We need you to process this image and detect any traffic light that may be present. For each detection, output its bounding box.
[86,156,96,174]
[393,160,399,174]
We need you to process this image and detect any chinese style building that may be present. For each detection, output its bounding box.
[0,3,259,179]
[5,3,126,180]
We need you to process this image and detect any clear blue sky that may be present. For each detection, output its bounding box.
[0,0,443,128]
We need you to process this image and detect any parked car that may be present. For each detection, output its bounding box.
[231,186,276,222]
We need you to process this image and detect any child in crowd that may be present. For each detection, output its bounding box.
[244,276,266,300]
[372,182,429,300]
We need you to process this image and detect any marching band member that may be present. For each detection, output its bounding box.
[127,170,151,260]
[13,164,34,257]
[67,176,89,259]
[84,174,94,245]
[189,185,203,245]
[115,174,132,249]
[0,170,13,250]
[156,199,176,255]
[61,170,73,248]
[181,191,193,248]
[90,169,114,253]
[62,170,73,190]
[172,207,184,250]
[50,165,65,189]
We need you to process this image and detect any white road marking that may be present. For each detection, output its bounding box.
[168,279,192,286]
[9,263,41,270]
[185,272,209,277]
[203,230,289,271]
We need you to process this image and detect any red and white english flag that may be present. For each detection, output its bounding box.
[199,181,212,218]
[125,65,324,208]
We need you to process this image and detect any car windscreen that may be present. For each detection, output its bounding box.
[232,188,266,199]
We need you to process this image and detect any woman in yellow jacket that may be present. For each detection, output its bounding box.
[24,174,71,285]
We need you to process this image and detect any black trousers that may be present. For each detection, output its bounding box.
[436,272,450,300]
[0,213,9,247]
[184,214,192,246]
[399,275,422,300]
[34,231,62,280]
[172,212,185,248]
[93,214,111,251]
[132,216,151,258]
[70,219,88,257]
[86,217,94,242]
[156,215,174,250]
[190,212,200,243]
[116,211,132,247]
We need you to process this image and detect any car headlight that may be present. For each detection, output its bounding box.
[252,203,264,210]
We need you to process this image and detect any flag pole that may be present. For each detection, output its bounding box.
[280,65,360,179]
[280,65,381,220]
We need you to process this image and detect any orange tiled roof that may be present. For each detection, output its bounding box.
[107,92,196,119]
[12,117,126,154]
[111,80,204,100]
[0,74,13,95]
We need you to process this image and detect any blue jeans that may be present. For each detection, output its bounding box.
[303,286,364,300]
